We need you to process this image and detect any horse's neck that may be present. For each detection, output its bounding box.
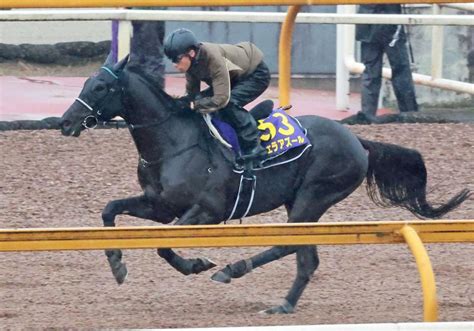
[123,71,202,162]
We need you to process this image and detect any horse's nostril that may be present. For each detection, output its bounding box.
[60,119,71,129]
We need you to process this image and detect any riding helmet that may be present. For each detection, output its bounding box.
[164,28,200,62]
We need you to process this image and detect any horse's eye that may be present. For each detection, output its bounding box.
[95,85,106,93]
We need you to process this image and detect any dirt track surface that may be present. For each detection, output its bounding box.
[0,123,473,329]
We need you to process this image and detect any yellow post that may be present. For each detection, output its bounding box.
[278,5,300,108]
[399,225,438,322]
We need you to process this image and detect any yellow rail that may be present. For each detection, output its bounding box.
[399,225,438,322]
[4,0,473,9]
[0,220,472,251]
[278,5,300,107]
[1,220,473,322]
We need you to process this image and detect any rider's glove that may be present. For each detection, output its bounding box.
[175,96,193,111]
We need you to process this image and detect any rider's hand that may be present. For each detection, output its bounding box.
[175,96,193,111]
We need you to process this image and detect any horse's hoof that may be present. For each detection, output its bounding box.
[259,301,294,314]
[210,270,231,284]
[194,258,217,274]
[112,263,128,285]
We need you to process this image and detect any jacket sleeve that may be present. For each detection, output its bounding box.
[193,52,231,112]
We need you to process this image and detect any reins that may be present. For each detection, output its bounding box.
[127,77,182,131]
[128,116,172,130]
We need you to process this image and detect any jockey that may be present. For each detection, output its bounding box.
[163,28,270,164]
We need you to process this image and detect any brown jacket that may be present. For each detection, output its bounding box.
[185,42,264,112]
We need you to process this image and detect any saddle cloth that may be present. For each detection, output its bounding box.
[208,108,310,160]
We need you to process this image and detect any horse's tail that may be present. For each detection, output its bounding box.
[358,138,471,219]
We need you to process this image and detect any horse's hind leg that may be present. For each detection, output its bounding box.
[213,173,364,313]
[211,245,299,283]
[102,195,175,284]
[211,244,318,314]
[264,246,319,314]
[210,183,341,286]
[262,176,363,313]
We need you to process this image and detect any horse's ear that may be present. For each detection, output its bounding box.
[103,51,116,67]
[113,55,130,73]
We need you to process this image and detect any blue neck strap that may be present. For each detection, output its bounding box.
[101,66,119,79]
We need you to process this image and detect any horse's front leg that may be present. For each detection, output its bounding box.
[157,248,217,275]
[102,194,175,284]
[157,203,220,275]
[174,203,219,226]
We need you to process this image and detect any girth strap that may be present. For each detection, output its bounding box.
[226,173,257,221]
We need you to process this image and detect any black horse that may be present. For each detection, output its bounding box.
[60,56,470,314]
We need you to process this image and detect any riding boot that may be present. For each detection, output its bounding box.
[219,103,267,165]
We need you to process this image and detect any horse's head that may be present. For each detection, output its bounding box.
[60,55,129,137]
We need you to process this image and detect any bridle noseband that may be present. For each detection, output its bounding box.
[75,66,121,129]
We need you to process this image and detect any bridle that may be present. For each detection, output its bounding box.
[73,66,201,167]
[74,66,175,131]
[74,66,121,129]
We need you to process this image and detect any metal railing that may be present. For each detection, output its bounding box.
[2,7,473,109]
[1,220,473,322]
[4,0,474,9]
[336,4,474,111]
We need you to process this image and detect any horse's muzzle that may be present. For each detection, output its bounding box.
[59,118,81,137]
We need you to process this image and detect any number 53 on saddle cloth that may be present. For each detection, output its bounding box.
[257,108,310,157]
[207,108,312,221]
[209,107,311,162]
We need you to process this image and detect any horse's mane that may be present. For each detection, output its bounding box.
[122,64,221,158]
[123,65,203,122]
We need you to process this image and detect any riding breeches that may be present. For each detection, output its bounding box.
[360,40,418,115]
[198,61,271,153]
[219,103,261,152]
[230,61,271,106]
[196,61,271,107]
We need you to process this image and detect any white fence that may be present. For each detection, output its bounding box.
[1,8,474,25]
[336,5,474,110]
[1,8,473,110]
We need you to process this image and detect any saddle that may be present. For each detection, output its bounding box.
[205,100,311,171]
[206,100,312,221]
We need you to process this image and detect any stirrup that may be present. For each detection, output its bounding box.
[244,158,264,172]
[233,161,245,172]
[234,145,266,172]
